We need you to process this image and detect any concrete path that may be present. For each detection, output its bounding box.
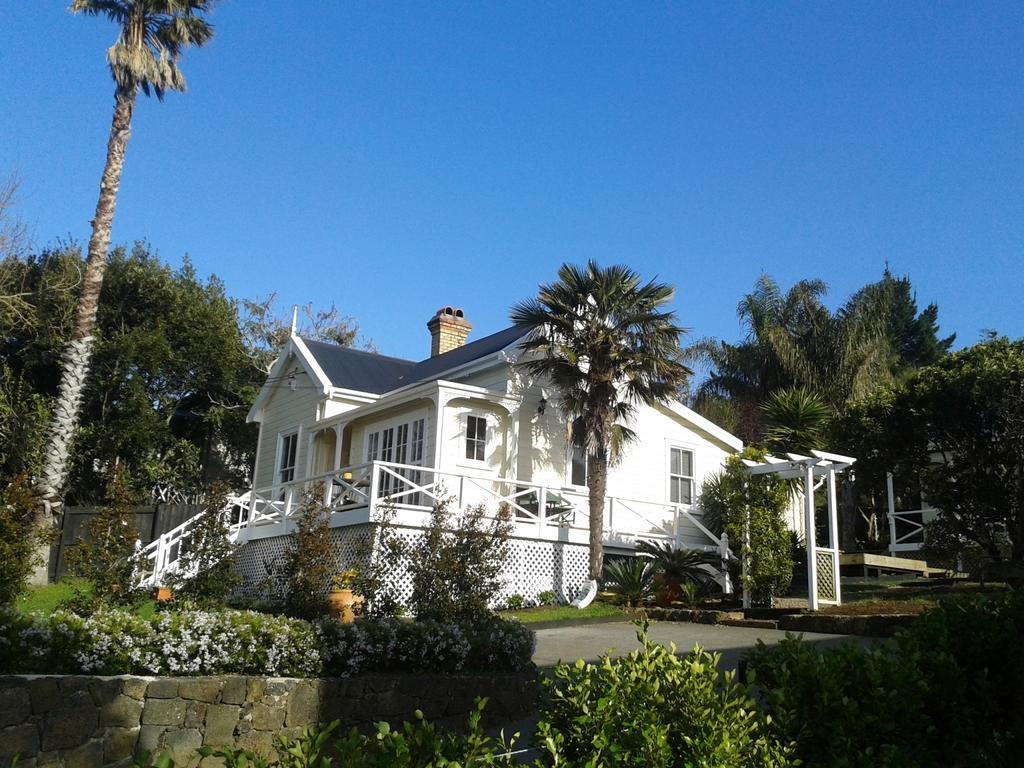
[533,620,860,670]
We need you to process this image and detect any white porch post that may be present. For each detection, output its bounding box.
[886,471,897,556]
[805,464,819,611]
[333,423,344,469]
[826,466,842,605]
[742,482,751,609]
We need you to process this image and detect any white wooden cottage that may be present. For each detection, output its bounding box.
[139,307,743,605]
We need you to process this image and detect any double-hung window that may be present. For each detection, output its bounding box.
[668,446,694,505]
[569,419,590,487]
[278,432,298,485]
[465,415,487,462]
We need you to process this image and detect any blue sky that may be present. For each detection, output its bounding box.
[2,2,1021,362]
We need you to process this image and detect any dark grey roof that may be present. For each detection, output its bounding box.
[299,338,415,395]
[299,325,529,395]
[392,325,529,388]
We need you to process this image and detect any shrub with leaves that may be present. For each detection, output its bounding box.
[168,483,239,605]
[601,556,657,607]
[0,475,45,605]
[747,590,1024,767]
[404,497,512,624]
[700,450,793,605]
[316,615,535,676]
[0,606,321,677]
[537,590,556,606]
[537,620,794,767]
[274,485,336,619]
[746,636,932,767]
[64,468,140,602]
[348,502,405,619]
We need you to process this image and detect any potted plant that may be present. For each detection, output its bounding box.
[327,569,362,624]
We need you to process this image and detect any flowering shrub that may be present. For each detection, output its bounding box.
[317,616,535,676]
[0,608,534,678]
[0,607,320,677]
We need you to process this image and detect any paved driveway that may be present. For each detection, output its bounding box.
[533,620,861,670]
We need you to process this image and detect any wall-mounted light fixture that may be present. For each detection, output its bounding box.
[537,397,547,415]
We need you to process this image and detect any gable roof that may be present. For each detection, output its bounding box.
[297,325,529,395]
[299,338,416,395]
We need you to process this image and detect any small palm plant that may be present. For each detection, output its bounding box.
[601,557,657,608]
[634,540,718,606]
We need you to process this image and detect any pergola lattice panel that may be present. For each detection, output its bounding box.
[815,551,837,602]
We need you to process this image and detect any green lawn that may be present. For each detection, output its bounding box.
[15,578,93,615]
[498,602,625,624]
[15,579,157,619]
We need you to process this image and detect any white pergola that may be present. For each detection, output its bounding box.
[742,450,856,610]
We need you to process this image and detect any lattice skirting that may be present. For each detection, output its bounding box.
[815,550,837,602]
[232,526,590,608]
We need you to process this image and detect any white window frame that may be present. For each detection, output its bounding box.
[365,413,429,503]
[276,431,299,499]
[461,413,489,467]
[667,443,696,506]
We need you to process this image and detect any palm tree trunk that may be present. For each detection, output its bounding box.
[588,448,609,581]
[32,88,136,584]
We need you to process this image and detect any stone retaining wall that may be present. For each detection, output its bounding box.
[0,671,538,767]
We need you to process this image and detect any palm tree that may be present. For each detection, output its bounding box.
[761,386,831,454]
[688,275,893,440]
[511,262,690,581]
[33,1,214,578]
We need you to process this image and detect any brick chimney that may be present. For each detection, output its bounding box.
[427,306,472,357]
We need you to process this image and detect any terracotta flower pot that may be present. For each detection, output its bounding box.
[326,588,361,624]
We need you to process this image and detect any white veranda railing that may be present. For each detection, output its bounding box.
[136,460,735,590]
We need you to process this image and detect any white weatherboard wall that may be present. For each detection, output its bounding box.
[252,360,324,489]
[605,403,732,504]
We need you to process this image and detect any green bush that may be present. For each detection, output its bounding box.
[317,616,534,676]
[700,451,793,605]
[64,469,141,603]
[746,591,1024,766]
[505,594,526,610]
[168,483,240,605]
[537,589,556,606]
[601,556,657,607]
[275,485,337,620]
[536,621,794,767]
[0,607,535,678]
[896,591,1024,759]
[404,498,512,625]
[746,637,931,766]
[0,476,45,605]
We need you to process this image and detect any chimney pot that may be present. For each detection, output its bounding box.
[427,306,472,357]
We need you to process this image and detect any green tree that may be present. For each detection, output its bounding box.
[35,1,215,577]
[0,476,47,604]
[1,244,261,500]
[762,386,831,454]
[841,339,1024,572]
[700,451,793,605]
[511,262,690,580]
[64,468,140,601]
